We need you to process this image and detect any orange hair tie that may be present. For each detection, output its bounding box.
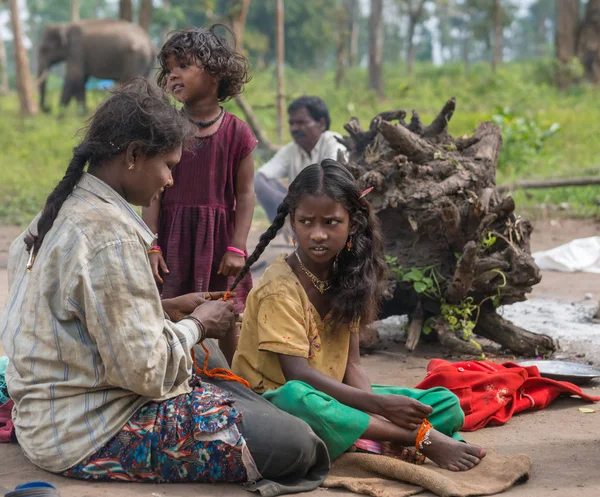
[415,419,433,452]
[188,288,249,388]
[191,342,250,389]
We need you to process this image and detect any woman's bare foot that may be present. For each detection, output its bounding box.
[382,441,425,465]
[420,429,486,471]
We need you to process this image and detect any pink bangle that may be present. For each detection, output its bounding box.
[149,245,162,253]
[227,246,247,257]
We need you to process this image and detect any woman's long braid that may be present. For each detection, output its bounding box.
[24,143,91,257]
[229,202,290,293]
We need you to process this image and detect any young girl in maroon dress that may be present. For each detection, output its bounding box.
[143,26,257,336]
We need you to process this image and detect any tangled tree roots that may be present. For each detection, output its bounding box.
[341,98,557,357]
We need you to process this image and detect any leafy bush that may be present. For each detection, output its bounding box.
[492,106,560,173]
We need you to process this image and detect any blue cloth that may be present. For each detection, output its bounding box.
[0,356,9,405]
[85,79,115,90]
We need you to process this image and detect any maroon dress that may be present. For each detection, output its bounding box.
[158,112,257,313]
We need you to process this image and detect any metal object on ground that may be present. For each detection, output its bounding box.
[517,360,600,385]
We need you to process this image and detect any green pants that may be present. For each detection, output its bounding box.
[263,381,464,460]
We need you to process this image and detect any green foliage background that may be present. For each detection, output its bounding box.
[1,61,599,226]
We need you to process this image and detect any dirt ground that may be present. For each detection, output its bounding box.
[0,218,599,496]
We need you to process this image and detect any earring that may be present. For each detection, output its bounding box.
[291,235,296,246]
[346,238,353,252]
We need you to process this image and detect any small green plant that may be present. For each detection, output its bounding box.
[481,231,497,250]
[386,257,444,299]
[440,297,478,340]
[385,256,404,281]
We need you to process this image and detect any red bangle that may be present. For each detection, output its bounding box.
[227,246,247,257]
[149,245,162,253]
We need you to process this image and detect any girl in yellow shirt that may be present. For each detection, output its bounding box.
[231,159,486,471]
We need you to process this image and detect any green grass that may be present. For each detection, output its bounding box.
[1,61,599,226]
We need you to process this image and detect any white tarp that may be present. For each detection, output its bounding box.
[533,236,600,273]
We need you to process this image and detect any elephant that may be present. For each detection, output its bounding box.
[38,19,154,113]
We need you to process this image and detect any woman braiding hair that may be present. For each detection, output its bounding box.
[2,78,330,491]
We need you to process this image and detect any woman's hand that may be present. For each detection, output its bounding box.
[373,394,433,431]
[162,291,233,322]
[218,251,246,278]
[190,299,236,341]
[149,251,169,284]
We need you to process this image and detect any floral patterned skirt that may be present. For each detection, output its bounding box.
[63,378,252,483]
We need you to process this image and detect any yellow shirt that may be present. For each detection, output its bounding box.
[232,255,358,393]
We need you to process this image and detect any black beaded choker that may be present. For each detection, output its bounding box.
[192,106,224,128]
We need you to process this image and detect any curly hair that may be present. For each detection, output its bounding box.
[156,24,251,102]
[231,159,388,326]
[25,78,193,259]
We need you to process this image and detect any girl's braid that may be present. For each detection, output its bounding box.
[229,201,290,292]
[25,143,91,256]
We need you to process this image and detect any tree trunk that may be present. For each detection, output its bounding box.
[406,0,426,76]
[349,0,359,67]
[337,98,555,357]
[492,0,502,72]
[0,35,9,96]
[462,35,470,73]
[275,0,285,144]
[535,17,545,58]
[71,0,80,22]
[230,0,278,152]
[407,15,417,75]
[119,0,133,22]
[160,0,173,44]
[335,1,350,89]
[368,0,384,97]
[555,0,580,89]
[577,0,600,84]
[139,0,153,31]
[231,0,252,49]
[8,0,38,116]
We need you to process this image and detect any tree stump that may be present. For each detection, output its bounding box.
[339,98,557,357]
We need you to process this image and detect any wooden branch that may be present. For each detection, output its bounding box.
[378,120,437,163]
[475,310,557,356]
[475,257,510,276]
[498,176,600,192]
[432,318,484,356]
[376,110,407,125]
[234,95,280,152]
[467,121,502,164]
[440,199,463,248]
[405,301,423,352]
[445,241,477,303]
[424,97,455,139]
[407,110,425,134]
[412,172,470,202]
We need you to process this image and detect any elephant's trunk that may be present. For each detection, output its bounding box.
[38,63,50,113]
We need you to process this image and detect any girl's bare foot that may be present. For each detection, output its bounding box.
[420,429,486,471]
[382,441,426,465]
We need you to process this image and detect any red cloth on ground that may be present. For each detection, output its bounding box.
[0,400,14,443]
[159,112,258,313]
[415,359,600,431]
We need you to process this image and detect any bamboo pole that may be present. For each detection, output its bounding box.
[275,0,285,144]
[497,176,600,192]
[71,0,80,22]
